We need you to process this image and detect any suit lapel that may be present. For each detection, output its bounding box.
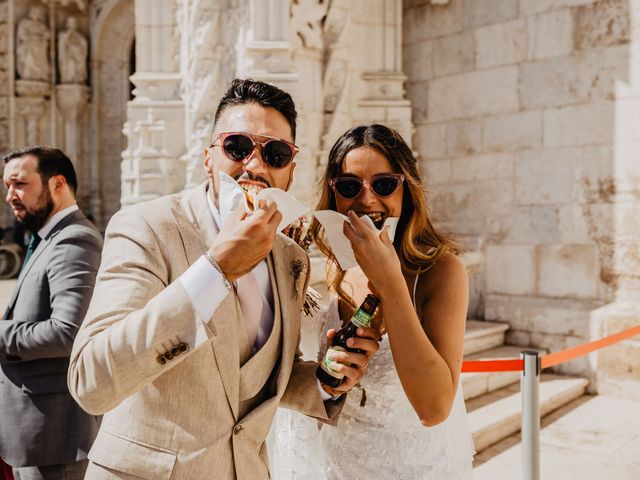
[172,182,219,264]
[5,210,85,318]
[171,182,241,420]
[271,235,306,395]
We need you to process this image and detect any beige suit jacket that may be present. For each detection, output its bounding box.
[68,183,342,480]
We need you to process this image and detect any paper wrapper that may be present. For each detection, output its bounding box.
[218,172,308,232]
[313,210,399,270]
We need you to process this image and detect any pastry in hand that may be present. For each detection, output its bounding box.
[361,211,385,229]
[242,184,262,213]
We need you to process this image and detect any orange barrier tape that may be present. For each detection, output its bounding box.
[541,324,640,369]
[461,359,524,373]
[460,324,640,373]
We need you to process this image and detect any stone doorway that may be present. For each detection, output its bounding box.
[89,0,134,230]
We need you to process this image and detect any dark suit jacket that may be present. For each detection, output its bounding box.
[0,209,102,467]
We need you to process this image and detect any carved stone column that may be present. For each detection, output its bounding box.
[121,109,174,203]
[56,84,89,202]
[240,0,295,83]
[318,0,351,152]
[179,2,241,191]
[288,0,331,206]
[15,97,46,145]
[236,0,307,200]
[14,80,49,145]
[354,0,412,143]
[122,0,185,206]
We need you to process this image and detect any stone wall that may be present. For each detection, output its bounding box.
[0,0,10,236]
[0,0,8,154]
[403,0,640,391]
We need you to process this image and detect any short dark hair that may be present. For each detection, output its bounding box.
[213,79,298,141]
[3,146,78,194]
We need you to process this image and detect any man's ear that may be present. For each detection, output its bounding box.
[203,148,214,180]
[50,175,66,193]
[285,162,296,191]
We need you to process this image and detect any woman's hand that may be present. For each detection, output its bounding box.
[324,326,381,395]
[343,210,403,296]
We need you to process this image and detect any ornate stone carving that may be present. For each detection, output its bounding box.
[56,83,89,119]
[15,97,47,145]
[320,2,350,151]
[90,0,135,227]
[16,5,50,82]
[88,0,111,30]
[56,84,90,197]
[181,118,209,190]
[355,1,413,143]
[121,108,175,205]
[54,0,87,10]
[58,17,88,84]
[180,2,240,191]
[290,0,329,50]
[130,73,181,102]
[404,0,449,5]
[15,79,49,97]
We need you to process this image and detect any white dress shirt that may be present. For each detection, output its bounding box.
[179,190,336,400]
[179,194,273,351]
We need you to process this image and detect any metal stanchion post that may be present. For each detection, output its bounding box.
[521,351,540,480]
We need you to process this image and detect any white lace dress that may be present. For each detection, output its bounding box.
[268,294,475,480]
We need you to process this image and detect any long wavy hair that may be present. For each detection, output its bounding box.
[311,124,461,308]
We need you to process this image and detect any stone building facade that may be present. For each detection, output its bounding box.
[0,0,638,397]
[403,0,640,398]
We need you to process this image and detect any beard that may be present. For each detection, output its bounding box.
[16,185,54,232]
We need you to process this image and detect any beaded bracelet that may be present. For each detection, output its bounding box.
[204,251,232,290]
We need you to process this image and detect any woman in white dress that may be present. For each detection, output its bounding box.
[269,124,474,479]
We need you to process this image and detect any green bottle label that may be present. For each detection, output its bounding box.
[320,346,345,379]
[351,308,373,328]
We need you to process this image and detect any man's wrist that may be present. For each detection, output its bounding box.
[204,251,233,289]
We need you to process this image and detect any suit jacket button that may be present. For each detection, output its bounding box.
[157,355,167,365]
[178,343,188,353]
[170,346,180,356]
[164,351,174,360]
[233,425,243,435]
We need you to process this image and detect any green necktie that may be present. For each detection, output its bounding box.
[21,233,41,271]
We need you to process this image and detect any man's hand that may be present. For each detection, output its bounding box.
[210,199,282,282]
[322,326,381,395]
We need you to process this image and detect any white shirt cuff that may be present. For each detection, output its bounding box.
[317,378,342,401]
[179,256,231,324]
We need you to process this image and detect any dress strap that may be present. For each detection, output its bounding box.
[412,268,422,313]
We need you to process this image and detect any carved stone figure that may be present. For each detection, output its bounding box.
[16,6,50,82]
[58,17,88,84]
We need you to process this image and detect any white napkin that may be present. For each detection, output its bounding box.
[313,210,399,270]
[218,172,308,232]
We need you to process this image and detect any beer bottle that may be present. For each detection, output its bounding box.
[316,294,380,388]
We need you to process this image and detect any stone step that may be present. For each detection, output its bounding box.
[467,374,589,453]
[462,345,547,401]
[464,320,509,356]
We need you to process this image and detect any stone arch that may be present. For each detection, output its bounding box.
[89,0,134,230]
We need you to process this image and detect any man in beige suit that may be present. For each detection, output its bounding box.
[68,79,379,479]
